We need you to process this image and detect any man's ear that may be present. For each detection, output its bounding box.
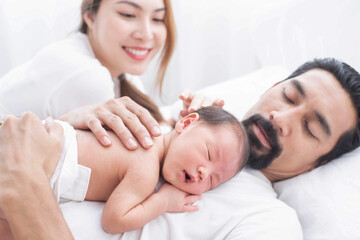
[174,113,200,134]
[83,11,95,31]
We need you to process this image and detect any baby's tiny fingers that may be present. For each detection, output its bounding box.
[182,205,199,212]
[215,98,225,106]
[184,194,202,204]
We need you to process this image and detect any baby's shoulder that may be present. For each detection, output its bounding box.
[127,150,160,178]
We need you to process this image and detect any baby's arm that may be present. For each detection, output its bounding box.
[156,183,202,213]
[101,172,201,234]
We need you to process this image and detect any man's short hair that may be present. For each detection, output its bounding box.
[286,58,360,166]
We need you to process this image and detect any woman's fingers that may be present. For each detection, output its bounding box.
[122,97,162,137]
[97,111,140,149]
[110,97,161,149]
[87,117,112,147]
[60,97,161,150]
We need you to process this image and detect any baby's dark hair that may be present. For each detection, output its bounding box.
[194,106,250,170]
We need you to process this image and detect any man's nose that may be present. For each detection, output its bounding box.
[197,166,209,182]
[269,110,293,137]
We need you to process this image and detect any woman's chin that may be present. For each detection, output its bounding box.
[125,64,150,76]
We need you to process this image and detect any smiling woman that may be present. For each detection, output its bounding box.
[0,0,176,150]
[80,0,171,81]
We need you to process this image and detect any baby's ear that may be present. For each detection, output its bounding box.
[175,113,200,134]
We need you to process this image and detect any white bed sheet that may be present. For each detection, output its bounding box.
[60,168,302,240]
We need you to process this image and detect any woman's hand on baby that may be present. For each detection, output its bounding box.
[179,89,225,117]
[157,184,201,213]
[59,97,162,150]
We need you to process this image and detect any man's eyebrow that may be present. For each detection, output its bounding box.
[315,111,331,136]
[116,0,166,12]
[291,79,306,97]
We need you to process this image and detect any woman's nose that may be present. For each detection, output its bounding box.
[133,20,153,41]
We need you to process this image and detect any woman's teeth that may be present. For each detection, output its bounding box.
[124,47,148,56]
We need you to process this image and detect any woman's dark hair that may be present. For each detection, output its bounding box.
[194,106,250,169]
[286,58,360,166]
[119,75,164,122]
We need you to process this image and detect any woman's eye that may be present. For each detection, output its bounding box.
[153,18,165,23]
[119,13,135,18]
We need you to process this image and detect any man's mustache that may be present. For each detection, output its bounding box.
[253,115,278,148]
[242,114,282,169]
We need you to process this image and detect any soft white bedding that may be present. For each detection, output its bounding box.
[273,147,360,239]
[60,168,302,240]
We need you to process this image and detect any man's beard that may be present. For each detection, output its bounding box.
[242,114,282,170]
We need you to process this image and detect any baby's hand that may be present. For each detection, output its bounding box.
[157,184,201,213]
[179,89,224,117]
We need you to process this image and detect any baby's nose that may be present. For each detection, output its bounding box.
[198,166,209,182]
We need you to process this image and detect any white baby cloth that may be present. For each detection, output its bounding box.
[50,121,91,203]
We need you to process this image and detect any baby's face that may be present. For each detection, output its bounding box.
[162,123,244,194]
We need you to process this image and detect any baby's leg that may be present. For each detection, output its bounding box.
[0,219,14,240]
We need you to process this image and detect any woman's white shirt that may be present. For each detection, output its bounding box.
[0,32,144,119]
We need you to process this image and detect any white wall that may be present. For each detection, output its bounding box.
[0,0,81,77]
[1,0,360,106]
[143,0,301,105]
[251,0,360,72]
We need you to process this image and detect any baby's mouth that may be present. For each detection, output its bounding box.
[183,170,196,183]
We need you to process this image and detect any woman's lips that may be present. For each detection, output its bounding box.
[254,122,271,149]
[123,47,151,61]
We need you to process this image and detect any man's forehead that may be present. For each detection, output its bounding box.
[290,68,332,84]
[287,69,340,97]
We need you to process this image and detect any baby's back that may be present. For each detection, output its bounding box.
[76,130,161,201]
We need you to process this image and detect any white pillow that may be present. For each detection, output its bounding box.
[273,147,360,240]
